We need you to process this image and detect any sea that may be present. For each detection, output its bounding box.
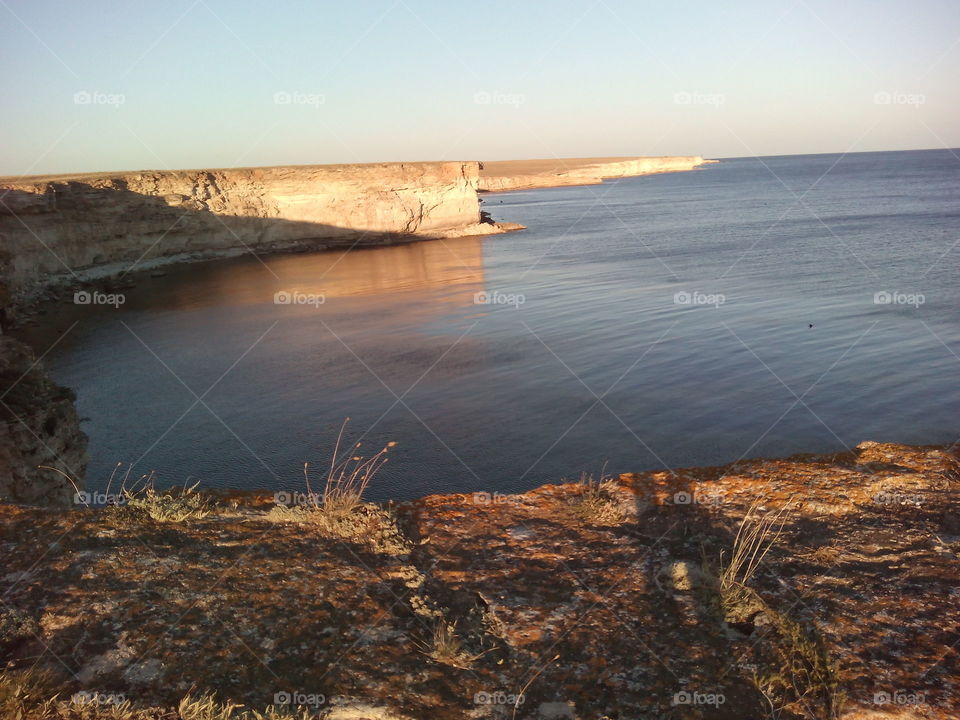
[21,149,960,500]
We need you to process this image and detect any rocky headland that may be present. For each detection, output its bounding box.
[478,156,714,193]
[0,162,515,301]
[0,156,712,301]
[0,156,708,505]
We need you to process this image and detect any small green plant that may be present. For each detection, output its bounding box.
[743,603,845,720]
[0,607,38,648]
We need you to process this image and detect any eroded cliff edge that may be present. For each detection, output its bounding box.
[0,161,513,299]
[478,155,714,192]
[0,333,87,505]
[0,156,709,505]
[0,161,508,504]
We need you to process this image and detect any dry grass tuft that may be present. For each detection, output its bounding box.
[568,471,626,524]
[714,499,844,719]
[305,418,395,517]
[267,420,403,553]
[0,673,313,719]
[113,472,213,523]
[178,693,314,719]
[415,621,485,670]
[268,502,409,555]
[719,497,788,612]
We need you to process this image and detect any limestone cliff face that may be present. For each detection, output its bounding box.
[0,162,492,296]
[0,157,701,506]
[0,161,495,505]
[479,155,712,192]
[0,334,88,505]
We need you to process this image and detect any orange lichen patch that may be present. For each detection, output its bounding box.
[0,441,957,719]
[617,469,703,507]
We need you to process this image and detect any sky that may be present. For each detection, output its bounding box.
[1,0,958,175]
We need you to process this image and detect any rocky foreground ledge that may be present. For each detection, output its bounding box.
[1,441,957,719]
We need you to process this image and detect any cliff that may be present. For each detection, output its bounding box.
[1,441,957,719]
[0,333,88,505]
[478,155,714,192]
[0,161,514,298]
[0,155,708,507]
[0,156,712,298]
[0,161,525,504]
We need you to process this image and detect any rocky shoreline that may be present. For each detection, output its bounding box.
[0,156,707,504]
[9,155,956,718]
[0,334,88,505]
[0,162,514,304]
[1,440,957,719]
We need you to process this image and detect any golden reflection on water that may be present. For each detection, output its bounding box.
[158,235,487,311]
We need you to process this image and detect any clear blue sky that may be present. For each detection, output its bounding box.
[1,0,957,175]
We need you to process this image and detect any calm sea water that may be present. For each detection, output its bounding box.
[24,150,960,500]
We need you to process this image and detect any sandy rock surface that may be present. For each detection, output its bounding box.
[1,441,956,718]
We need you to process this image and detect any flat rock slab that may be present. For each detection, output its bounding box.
[1,441,957,719]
